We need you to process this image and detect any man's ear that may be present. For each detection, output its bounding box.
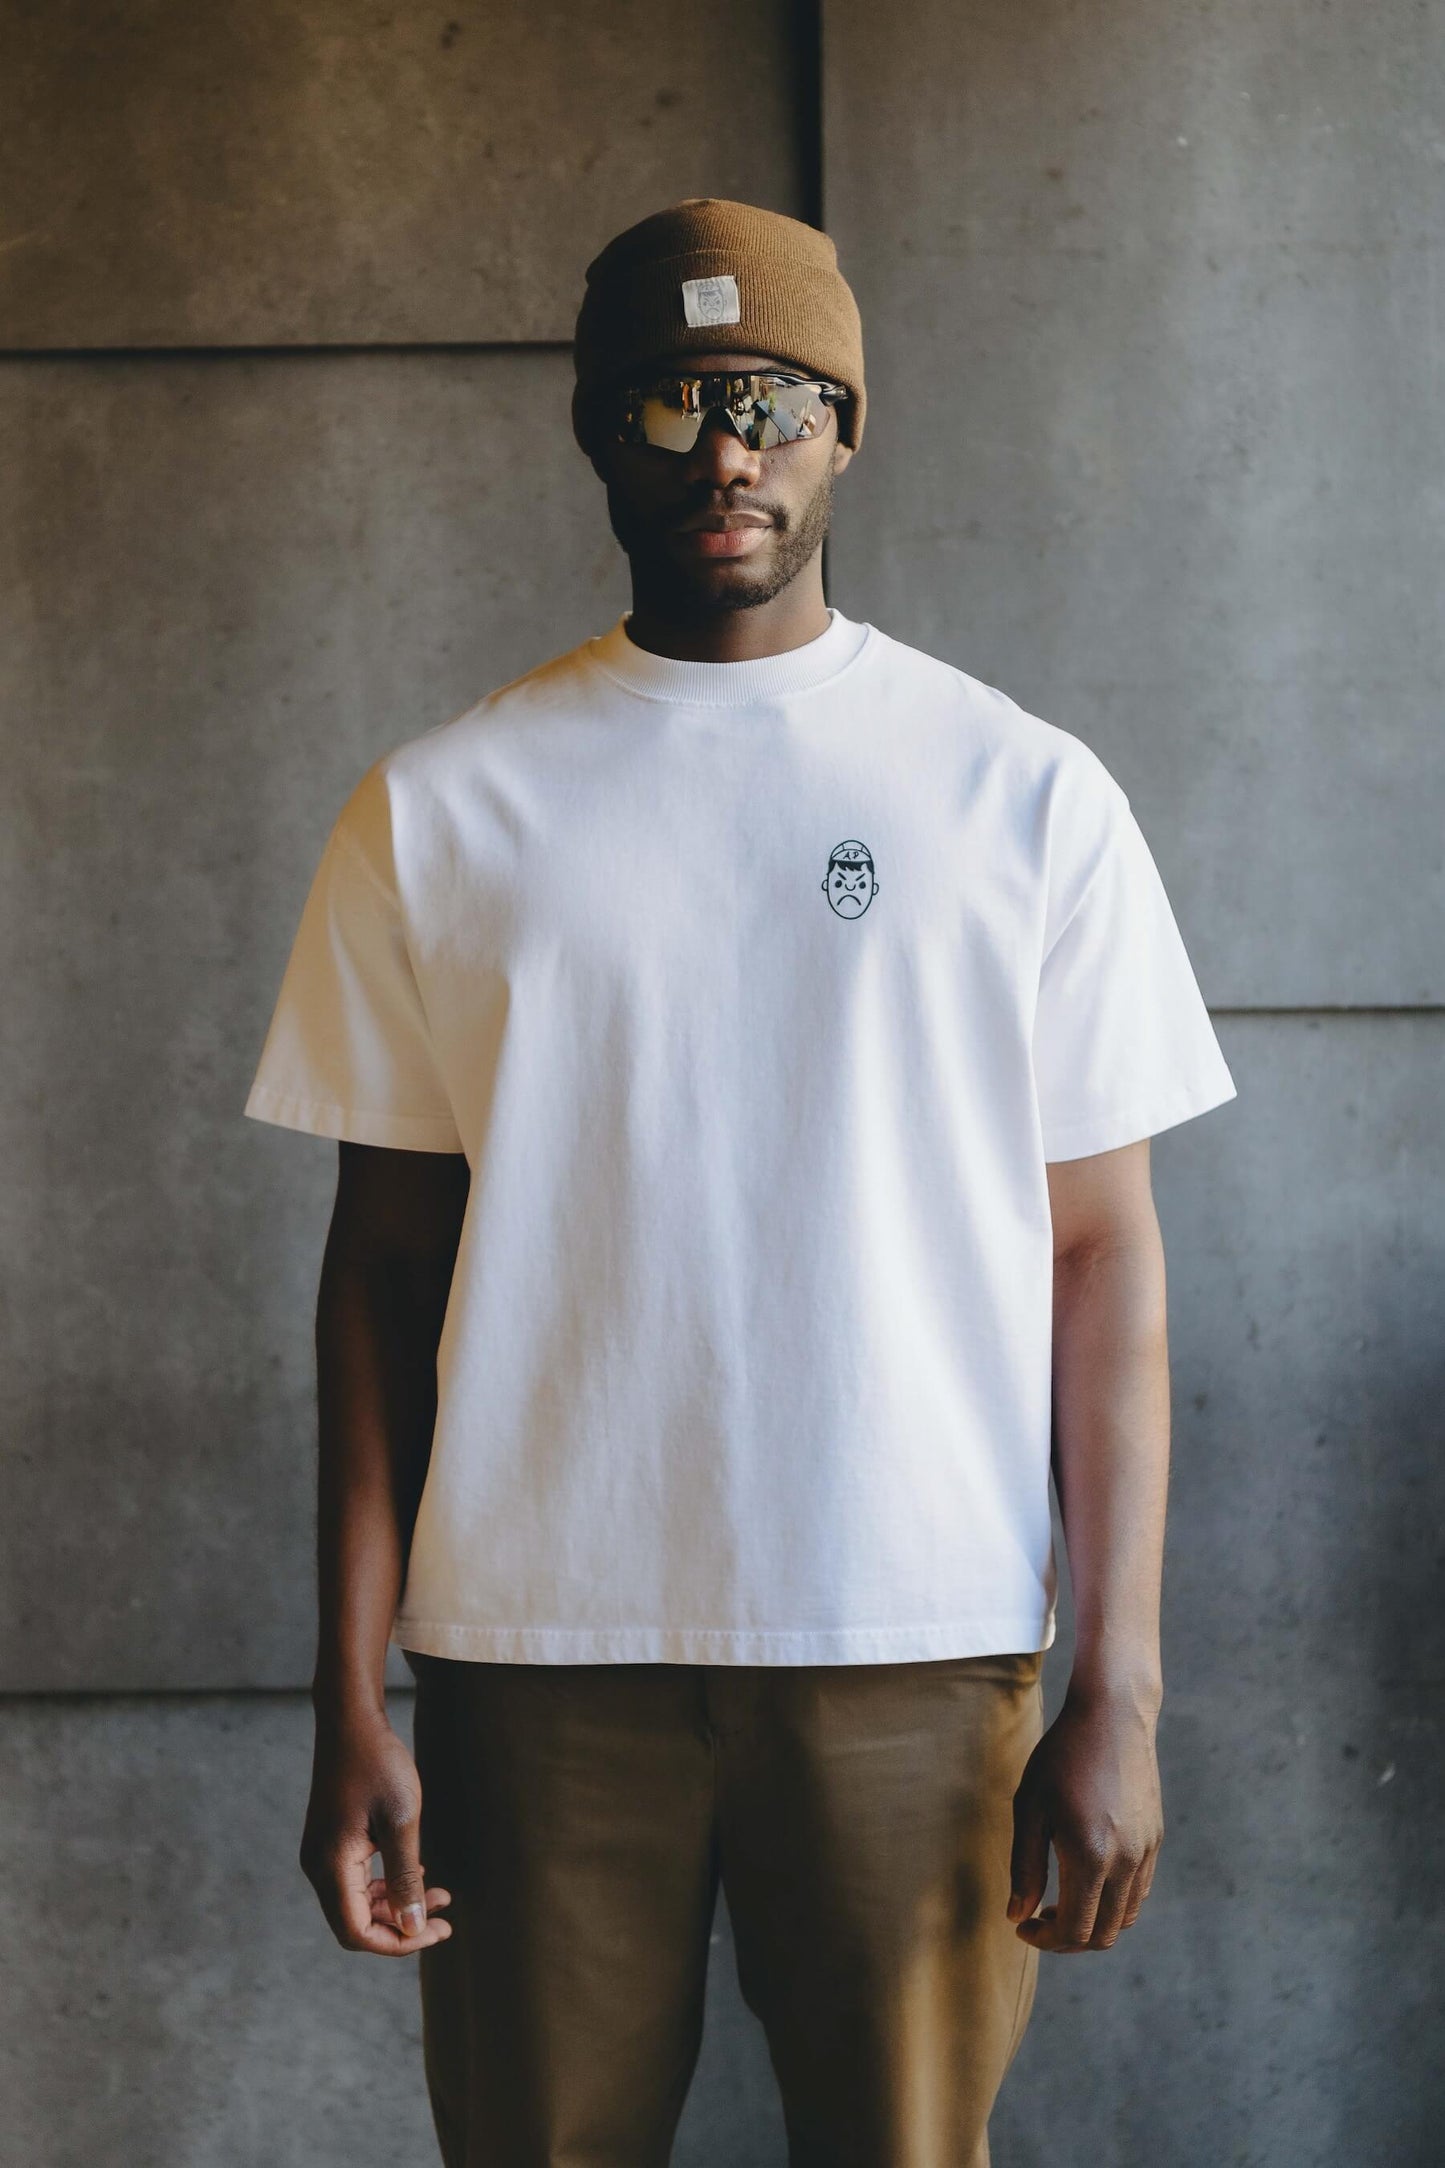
[832,441,855,475]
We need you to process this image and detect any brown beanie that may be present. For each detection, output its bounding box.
[571,197,866,459]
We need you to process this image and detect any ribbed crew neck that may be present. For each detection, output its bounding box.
[587,606,874,706]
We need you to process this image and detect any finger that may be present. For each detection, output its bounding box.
[1121,1849,1159,1926]
[374,1798,430,1939]
[1057,1843,1109,1950]
[1084,1863,1139,1949]
[366,1876,452,1908]
[1022,1846,1106,1951]
[1115,1861,1149,1932]
[1016,1901,1058,1948]
[347,1911,453,1957]
[352,1869,452,1954]
[307,1840,451,1955]
[317,1835,387,1949]
[1008,1791,1051,1924]
[367,1877,452,1924]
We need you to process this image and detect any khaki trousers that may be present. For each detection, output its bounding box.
[405,1649,1045,2168]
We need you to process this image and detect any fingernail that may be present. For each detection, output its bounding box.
[1007,1894,1021,1920]
[399,1904,427,1936]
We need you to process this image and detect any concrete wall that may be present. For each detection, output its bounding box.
[3,2,1440,2162]
[0,0,813,344]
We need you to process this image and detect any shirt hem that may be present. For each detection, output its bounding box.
[390,1613,1058,1666]
[243,1086,465,1153]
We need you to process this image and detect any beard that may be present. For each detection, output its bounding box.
[605,457,836,616]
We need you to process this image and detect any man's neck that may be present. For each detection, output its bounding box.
[622,579,833,665]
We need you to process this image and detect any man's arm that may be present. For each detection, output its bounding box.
[1008,1136,1170,1952]
[297,1139,469,1956]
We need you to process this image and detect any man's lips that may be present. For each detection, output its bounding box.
[672,515,774,558]
[675,512,774,530]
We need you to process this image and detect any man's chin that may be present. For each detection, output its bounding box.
[645,552,788,612]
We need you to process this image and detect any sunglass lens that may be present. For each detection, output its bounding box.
[753,382,830,446]
[636,390,704,452]
[619,376,832,451]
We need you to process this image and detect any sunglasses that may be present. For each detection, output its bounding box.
[609,371,849,453]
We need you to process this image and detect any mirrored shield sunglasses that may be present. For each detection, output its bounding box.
[609,371,850,453]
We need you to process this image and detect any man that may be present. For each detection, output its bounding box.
[246,198,1236,2166]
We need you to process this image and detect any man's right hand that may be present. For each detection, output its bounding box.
[299,1708,453,1956]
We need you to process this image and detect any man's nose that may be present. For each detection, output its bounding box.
[679,406,762,485]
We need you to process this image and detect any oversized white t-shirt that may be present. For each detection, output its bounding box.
[246,606,1236,1664]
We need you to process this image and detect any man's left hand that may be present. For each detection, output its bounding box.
[1007,1685,1164,1951]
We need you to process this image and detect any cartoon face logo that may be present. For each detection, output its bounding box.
[822,839,878,918]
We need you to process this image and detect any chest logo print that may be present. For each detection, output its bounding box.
[822,838,879,918]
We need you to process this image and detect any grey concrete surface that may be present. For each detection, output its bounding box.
[0,348,626,1690]
[824,0,1445,1008]
[1153,1014,1444,1699]
[0,0,810,348]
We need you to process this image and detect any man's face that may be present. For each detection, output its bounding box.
[589,349,855,614]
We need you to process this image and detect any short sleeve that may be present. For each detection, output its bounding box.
[1032,790,1236,1162]
[244,781,465,1154]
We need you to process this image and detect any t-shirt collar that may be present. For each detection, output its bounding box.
[587,605,873,706]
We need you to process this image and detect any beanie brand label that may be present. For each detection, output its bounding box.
[680,274,741,327]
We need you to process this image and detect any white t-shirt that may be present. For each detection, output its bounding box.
[246,606,1236,1665]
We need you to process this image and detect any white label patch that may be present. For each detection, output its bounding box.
[680,274,741,327]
